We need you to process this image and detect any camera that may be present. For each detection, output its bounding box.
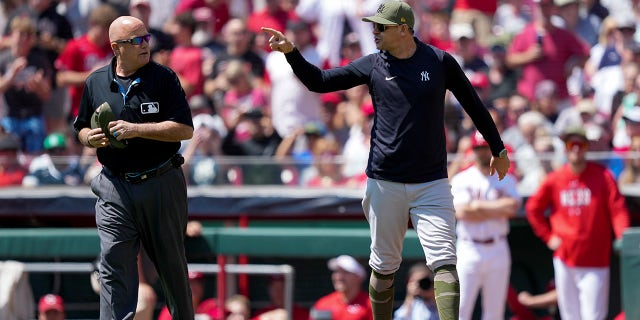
[418,277,433,290]
[242,108,264,119]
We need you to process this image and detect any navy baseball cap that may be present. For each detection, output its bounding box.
[362,1,415,29]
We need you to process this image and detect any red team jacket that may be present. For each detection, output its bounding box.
[525,162,630,267]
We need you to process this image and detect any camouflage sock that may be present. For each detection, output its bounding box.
[433,264,460,320]
[369,270,395,320]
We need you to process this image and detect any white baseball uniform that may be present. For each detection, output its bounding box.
[450,166,521,320]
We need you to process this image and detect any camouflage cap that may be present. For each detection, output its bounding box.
[362,1,415,29]
[91,102,127,149]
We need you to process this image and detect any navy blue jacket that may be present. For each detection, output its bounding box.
[286,38,504,183]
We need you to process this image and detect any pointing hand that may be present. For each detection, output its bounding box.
[261,27,295,54]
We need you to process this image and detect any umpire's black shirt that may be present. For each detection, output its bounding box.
[73,57,193,173]
[286,37,505,183]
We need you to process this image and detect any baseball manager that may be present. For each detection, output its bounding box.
[263,1,511,319]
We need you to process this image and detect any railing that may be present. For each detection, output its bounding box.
[7,151,640,189]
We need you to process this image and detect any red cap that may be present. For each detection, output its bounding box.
[470,130,489,148]
[188,271,204,280]
[321,92,342,105]
[361,102,374,116]
[39,294,64,313]
[470,72,489,89]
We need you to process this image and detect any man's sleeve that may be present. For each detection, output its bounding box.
[160,68,193,128]
[604,170,630,239]
[284,49,369,93]
[443,52,505,156]
[73,81,93,133]
[525,176,554,243]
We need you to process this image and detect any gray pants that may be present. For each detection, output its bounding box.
[91,166,194,320]
[362,178,457,273]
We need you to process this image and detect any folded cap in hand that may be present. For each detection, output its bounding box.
[91,102,127,149]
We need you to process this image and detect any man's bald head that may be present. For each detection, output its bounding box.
[109,16,146,43]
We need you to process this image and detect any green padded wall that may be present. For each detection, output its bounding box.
[621,228,640,319]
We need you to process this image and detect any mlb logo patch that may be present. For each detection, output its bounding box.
[141,102,159,114]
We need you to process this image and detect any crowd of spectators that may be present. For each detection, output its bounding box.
[2,1,637,318]
[1,0,640,191]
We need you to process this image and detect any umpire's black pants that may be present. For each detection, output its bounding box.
[92,166,194,320]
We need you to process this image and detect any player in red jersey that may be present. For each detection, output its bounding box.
[525,126,630,320]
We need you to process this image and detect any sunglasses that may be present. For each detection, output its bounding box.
[565,140,588,150]
[618,27,636,33]
[373,23,399,33]
[114,34,151,45]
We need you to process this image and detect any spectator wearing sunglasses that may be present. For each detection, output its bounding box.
[526,126,630,320]
[73,15,194,320]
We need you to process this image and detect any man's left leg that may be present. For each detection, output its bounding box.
[409,179,459,320]
[137,168,194,320]
[369,270,395,320]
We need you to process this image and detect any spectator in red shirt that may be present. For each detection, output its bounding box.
[310,255,372,320]
[505,0,589,109]
[55,4,119,120]
[247,0,296,53]
[157,271,221,320]
[174,0,229,35]
[167,11,207,99]
[0,133,25,187]
[525,126,630,320]
[450,0,497,47]
[420,10,455,52]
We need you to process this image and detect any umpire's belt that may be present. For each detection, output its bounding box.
[106,154,184,184]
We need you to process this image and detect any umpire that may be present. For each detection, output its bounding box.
[73,16,194,319]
